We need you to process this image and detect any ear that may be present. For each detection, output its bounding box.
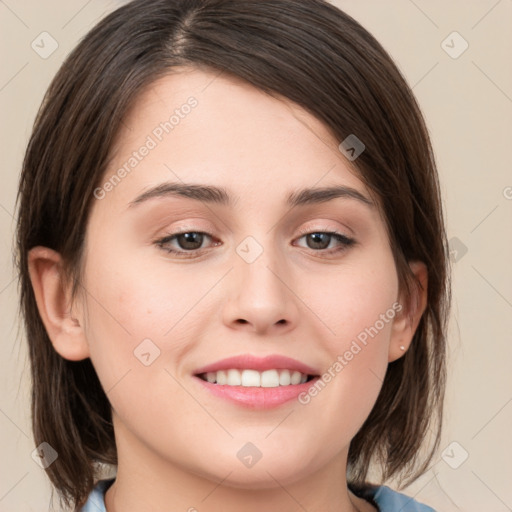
[27,246,90,361]
[388,261,428,362]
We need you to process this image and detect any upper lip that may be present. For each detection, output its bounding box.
[194,354,319,376]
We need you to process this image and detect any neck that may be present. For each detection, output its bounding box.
[104,419,371,512]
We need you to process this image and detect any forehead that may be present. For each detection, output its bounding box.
[101,66,373,212]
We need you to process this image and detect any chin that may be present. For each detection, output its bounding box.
[190,451,320,490]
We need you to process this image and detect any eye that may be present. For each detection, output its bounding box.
[155,231,218,258]
[154,228,356,259]
[294,229,356,255]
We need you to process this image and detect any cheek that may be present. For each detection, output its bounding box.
[79,244,219,387]
[79,254,206,436]
[294,251,399,421]
[304,253,399,354]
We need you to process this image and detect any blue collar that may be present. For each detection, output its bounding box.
[80,479,437,511]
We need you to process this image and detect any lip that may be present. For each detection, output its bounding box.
[192,354,320,410]
[193,354,319,376]
[193,375,321,409]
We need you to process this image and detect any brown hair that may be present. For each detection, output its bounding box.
[15,0,450,509]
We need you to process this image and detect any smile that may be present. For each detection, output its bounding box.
[197,369,315,387]
[193,354,321,408]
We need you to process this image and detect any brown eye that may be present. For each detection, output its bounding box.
[155,231,217,257]
[295,230,355,254]
[173,232,206,250]
[305,232,332,250]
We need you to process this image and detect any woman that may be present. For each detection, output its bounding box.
[15,0,450,510]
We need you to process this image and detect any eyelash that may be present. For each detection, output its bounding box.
[154,227,356,259]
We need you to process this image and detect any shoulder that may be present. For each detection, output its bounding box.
[79,478,114,512]
[356,484,438,512]
[80,479,437,512]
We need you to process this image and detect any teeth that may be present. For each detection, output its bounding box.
[279,370,291,386]
[291,371,302,385]
[242,369,261,387]
[203,369,311,387]
[227,369,242,385]
[261,370,279,387]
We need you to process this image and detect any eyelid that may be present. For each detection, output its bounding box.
[156,224,353,242]
[153,228,218,257]
[154,226,357,261]
[294,226,356,250]
[295,225,351,237]
[294,221,357,244]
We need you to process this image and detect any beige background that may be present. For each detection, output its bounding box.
[1,1,511,510]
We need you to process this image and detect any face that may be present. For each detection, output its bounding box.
[68,67,408,488]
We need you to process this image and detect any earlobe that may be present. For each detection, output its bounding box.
[27,246,90,361]
[388,261,428,362]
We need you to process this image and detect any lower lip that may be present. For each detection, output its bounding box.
[193,375,320,409]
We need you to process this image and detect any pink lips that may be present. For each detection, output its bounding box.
[193,354,319,376]
[193,354,320,409]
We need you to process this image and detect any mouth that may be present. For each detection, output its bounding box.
[196,368,318,387]
[192,354,321,409]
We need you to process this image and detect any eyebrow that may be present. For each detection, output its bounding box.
[128,182,374,209]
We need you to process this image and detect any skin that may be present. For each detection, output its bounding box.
[28,67,427,512]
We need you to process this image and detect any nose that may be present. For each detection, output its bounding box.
[221,243,300,336]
